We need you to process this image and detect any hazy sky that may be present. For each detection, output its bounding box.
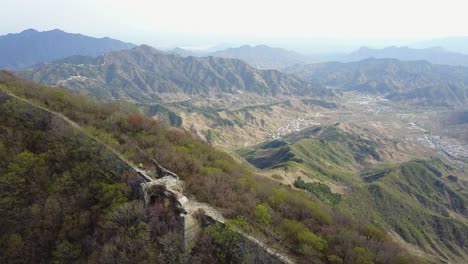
[3,0,468,51]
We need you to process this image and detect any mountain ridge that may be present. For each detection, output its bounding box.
[0,28,135,69]
[17,45,330,102]
[239,124,468,262]
[412,36,468,54]
[342,46,468,66]
[286,58,468,106]
[208,44,309,70]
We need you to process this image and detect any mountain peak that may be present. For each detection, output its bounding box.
[20,28,66,35]
[137,44,155,50]
[237,44,273,50]
[0,29,136,68]
[210,44,308,69]
[48,28,66,33]
[356,46,372,52]
[20,28,39,34]
[253,44,270,49]
[133,44,164,54]
[238,44,253,49]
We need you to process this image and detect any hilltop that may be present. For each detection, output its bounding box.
[0,29,135,69]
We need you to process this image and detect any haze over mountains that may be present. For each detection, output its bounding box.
[286,58,468,106]
[171,43,468,69]
[1,26,468,264]
[3,28,468,71]
[208,45,309,70]
[170,44,310,70]
[17,45,329,102]
[0,28,464,108]
[0,29,135,69]
[413,36,468,54]
[6,28,467,108]
[340,46,468,66]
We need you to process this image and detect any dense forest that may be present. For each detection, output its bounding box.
[0,71,422,263]
[0,82,155,263]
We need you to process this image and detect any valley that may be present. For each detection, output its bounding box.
[9,56,468,262]
[162,87,468,262]
[2,72,430,264]
[169,91,467,172]
[1,26,467,264]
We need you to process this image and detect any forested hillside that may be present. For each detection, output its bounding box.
[0,72,420,263]
[0,77,153,263]
[240,123,468,263]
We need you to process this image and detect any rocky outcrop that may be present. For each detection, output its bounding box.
[141,172,293,263]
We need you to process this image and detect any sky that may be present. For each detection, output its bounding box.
[2,0,468,52]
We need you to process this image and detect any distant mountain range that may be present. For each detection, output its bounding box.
[412,36,468,54]
[208,45,308,70]
[340,46,468,66]
[5,28,468,107]
[0,29,135,69]
[287,58,468,106]
[170,44,309,70]
[172,44,468,70]
[168,47,198,57]
[17,45,329,102]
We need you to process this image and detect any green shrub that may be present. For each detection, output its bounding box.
[282,219,327,253]
[327,254,343,264]
[295,177,342,205]
[303,200,332,225]
[351,247,373,264]
[361,224,388,241]
[254,203,272,225]
[268,188,287,207]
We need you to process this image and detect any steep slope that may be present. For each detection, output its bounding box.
[0,72,421,264]
[17,45,329,102]
[209,45,308,70]
[0,29,135,69]
[0,79,154,263]
[239,124,382,183]
[343,46,468,66]
[239,124,468,263]
[347,160,468,262]
[286,58,468,106]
